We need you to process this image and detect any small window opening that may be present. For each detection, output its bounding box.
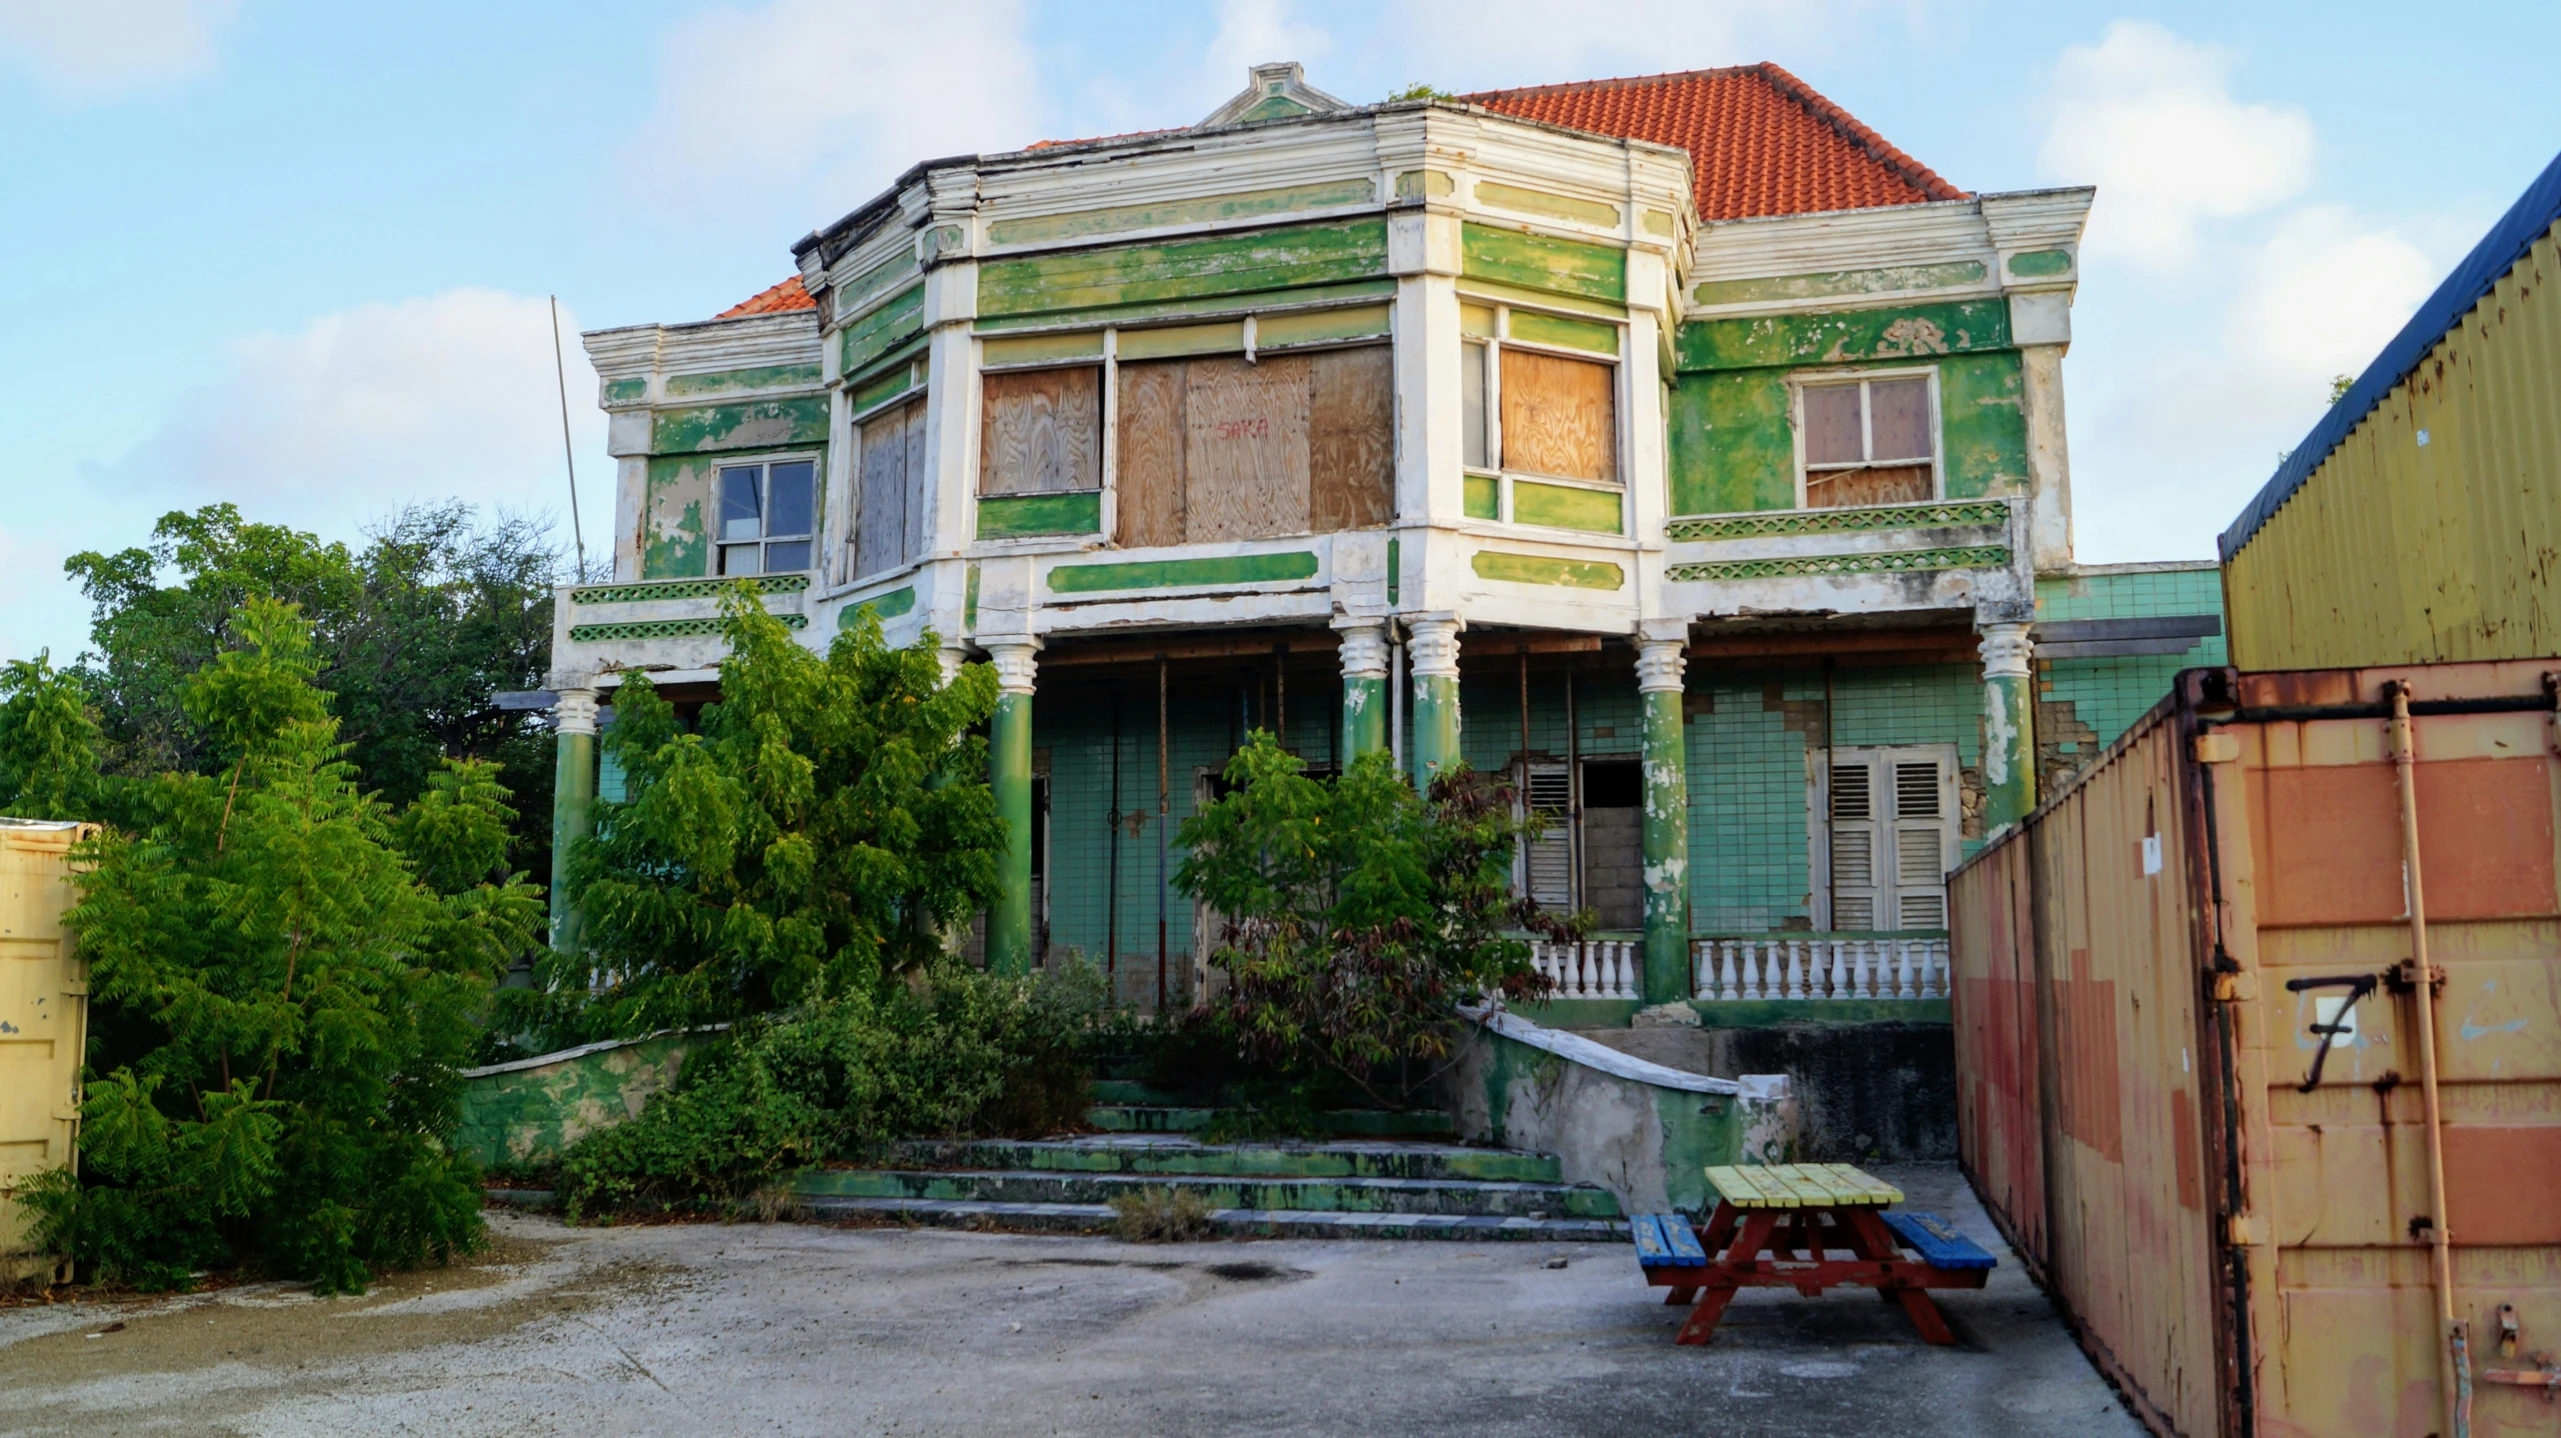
[718,459,817,574]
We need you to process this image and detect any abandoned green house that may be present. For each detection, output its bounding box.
[553,61,2226,1025]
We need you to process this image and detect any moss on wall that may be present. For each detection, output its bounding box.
[455,1033,702,1168]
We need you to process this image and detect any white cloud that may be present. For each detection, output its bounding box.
[84,290,608,548]
[2227,205,2437,382]
[1397,0,1881,90]
[1194,0,1334,113]
[629,0,1037,224]
[2041,20,2314,270]
[0,0,237,104]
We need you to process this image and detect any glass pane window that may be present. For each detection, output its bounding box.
[1799,375,1936,509]
[1461,340,1489,471]
[712,460,819,575]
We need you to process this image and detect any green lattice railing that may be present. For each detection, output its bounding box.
[1663,500,2009,543]
[567,615,810,643]
[570,574,811,605]
[1666,545,2010,583]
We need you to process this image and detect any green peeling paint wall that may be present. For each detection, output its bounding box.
[664,363,825,398]
[1050,551,1318,593]
[650,397,830,455]
[840,283,926,376]
[641,448,830,579]
[978,219,1389,321]
[455,1033,701,1168]
[1459,223,1625,304]
[1667,299,2028,517]
[1691,261,1988,308]
[986,179,1376,246]
[978,492,1103,539]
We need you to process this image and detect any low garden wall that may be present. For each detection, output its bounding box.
[454,1030,715,1168]
[1441,1010,1793,1215]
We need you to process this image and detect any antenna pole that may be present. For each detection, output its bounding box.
[550,296,589,579]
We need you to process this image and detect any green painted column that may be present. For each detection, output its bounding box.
[1636,637,1691,1007]
[1406,616,1462,784]
[985,641,1041,976]
[1979,622,2037,830]
[1333,616,1389,758]
[548,687,599,956]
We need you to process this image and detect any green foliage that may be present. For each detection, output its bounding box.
[557,962,1103,1218]
[507,592,1006,1045]
[0,653,105,820]
[1109,1185,1210,1243]
[2329,372,2357,404]
[1174,736,1569,1109]
[1385,82,1454,102]
[63,501,565,857]
[24,597,545,1294]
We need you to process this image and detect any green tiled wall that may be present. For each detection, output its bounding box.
[2034,564,2227,769]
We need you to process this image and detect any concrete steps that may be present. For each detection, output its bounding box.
[873,1135,1563,1183]
[791,1194,1626,1242]
[794,1166,1619,1217]
[1082,1104,1457,1137]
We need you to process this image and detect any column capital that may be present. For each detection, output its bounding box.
[1977,622,2034,679]
[981,637,1041,695]
[1635,638,1687,694]
[1405,613,1462,679]
[935,646,970,688]
[1332,615,1390,679]
[555,687,600,736]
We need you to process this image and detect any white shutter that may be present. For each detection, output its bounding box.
[1522,762,1574,910]
[1892,759,1949,929]
[1816,746,1957,932]
[1828,760,1878,931]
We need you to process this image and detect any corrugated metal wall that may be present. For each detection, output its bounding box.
[2223,224,2561,670]
[1955,661,2561,1436]
[1954,693,2227,1437]
[0,822,90,1285]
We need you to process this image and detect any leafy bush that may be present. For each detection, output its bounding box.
[1175,736,1572,1112]
[497,592,1006,1052]
[556,961,1103,1218]
[21,599,544,1293]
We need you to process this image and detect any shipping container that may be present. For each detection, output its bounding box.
[1953,660,2561,1437]
[0,820,91,1285]
[2220,152,2561,671]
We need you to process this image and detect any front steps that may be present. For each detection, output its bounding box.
[790,1133,1625,1242]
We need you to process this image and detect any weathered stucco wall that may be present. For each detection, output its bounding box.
[1582,1021,1957,1162]
[1442,1011,1791,1214]
[454,1032,705,1169]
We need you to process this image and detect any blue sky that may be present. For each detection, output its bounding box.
[4,0,2555,662]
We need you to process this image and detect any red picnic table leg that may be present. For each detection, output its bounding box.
[1844,1209,1957,1346]
[1675,1210,1777,1346]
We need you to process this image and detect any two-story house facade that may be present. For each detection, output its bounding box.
[552,62,2226,1022]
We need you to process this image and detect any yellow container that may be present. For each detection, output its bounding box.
[0,820,92,1285]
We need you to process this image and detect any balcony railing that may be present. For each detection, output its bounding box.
[1527,939,1641,1000]
[1693,935,1948,1002]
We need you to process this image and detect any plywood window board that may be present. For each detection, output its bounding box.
[981,366,1102,496]
[1112,343,1390,547]
[856,397,926,579]
[1499,347,1617,485]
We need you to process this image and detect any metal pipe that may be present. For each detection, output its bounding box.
[1107,683,1121,997]
[2388,679,2465,1436]
[1157,655,1170,1016]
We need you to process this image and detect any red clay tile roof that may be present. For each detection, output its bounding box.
[714,275,818,320]
[1463,64,1964,221]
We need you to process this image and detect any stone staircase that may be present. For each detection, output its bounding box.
[788,1133,1625,1241]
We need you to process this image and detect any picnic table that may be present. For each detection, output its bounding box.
[1627,1162,1994,1346]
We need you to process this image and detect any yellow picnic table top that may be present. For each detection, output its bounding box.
[1702,1162,1904,1210]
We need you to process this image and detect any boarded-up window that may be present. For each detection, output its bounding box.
[1817,745,1958,931]
[1800,374,1935,508]
[1499,348,1616,483]
[855,398,927,579]
[980,366,1101,495]
[1113,344,1390,548]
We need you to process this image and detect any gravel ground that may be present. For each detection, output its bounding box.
[0,1163,2141,1437]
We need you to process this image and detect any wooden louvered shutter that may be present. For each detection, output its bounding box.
[1521,762,1575,910]
[1891,759,1951,929]
[1828,760,1878,931]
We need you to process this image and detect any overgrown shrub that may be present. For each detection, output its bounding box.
[557,960,1103,1219]
[1175,737,1573,1114]
[21,599,543,1293]
[1109,1185,1210,1243]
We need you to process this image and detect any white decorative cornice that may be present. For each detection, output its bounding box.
[983,638,1042,694]
[1635,638,1687,694]
[555,688,600,736]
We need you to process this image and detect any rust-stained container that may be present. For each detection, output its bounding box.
[2220,152,2561,671]
[0,820,92,1285]
[1953,660,2561,1437]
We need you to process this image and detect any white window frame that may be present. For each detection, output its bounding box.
[1808,743,1960,932]
[714,452,823,577]
[1461,302,1628,532]
[1788,365,1942,511]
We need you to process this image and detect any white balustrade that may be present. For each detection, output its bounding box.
[1530,939,1640,1001]
[1687,936,1950,1004]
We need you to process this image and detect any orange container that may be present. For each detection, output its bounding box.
[1953,660,2561,1437]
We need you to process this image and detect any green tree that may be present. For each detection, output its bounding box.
[22,598,544,1293]
[63,501,564,846]
[0,653,105,820]
[516,591,1008,1044]
[1386,82,1454,101]
[1174,737,1568,1109]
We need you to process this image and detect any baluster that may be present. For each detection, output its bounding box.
[1579,942,1597,999]
[1781,941,1801,1000]
[1690,941,1705,1000]
[1850,940,1871,1000]
[1611,941,1631,1000]
[1621,941,1639,1000]
[1821,941,1841,1000]
[1739,942,1761,1001]
[1927,939,1947,1000]
[1889,940,1908,999]
[1718,942,1738,1002]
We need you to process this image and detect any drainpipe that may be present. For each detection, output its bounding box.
[2388,679,2465,1436]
